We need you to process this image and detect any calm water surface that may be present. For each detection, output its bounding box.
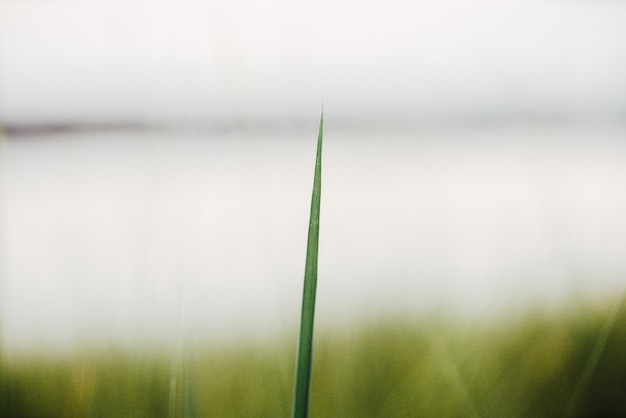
[2,126,625,351]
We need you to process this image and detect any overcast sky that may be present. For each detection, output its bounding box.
[1,0,626,126]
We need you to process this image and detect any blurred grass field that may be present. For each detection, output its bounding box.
[1,296,624,417]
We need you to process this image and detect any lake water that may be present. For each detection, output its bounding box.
[1,125,625,351]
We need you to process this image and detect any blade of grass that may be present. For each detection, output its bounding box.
[564,292,625,417]
[293,110,323,418]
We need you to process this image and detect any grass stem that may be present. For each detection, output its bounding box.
[292,110,323,418]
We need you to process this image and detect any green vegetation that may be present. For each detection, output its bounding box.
[0,299,625,417]
[293,110,323,418]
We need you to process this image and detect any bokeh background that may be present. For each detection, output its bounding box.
[1,0,625,416]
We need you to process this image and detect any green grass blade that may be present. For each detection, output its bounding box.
[293,111,323,418]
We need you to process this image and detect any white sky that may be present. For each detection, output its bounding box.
[1,0,626,125]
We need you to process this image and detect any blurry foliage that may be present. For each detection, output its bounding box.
[0,299,624,417]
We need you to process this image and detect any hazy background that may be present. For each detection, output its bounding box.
[1,0,626,352]
[2,0,626,126]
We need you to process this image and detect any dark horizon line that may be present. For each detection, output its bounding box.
[2,111,624,137]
